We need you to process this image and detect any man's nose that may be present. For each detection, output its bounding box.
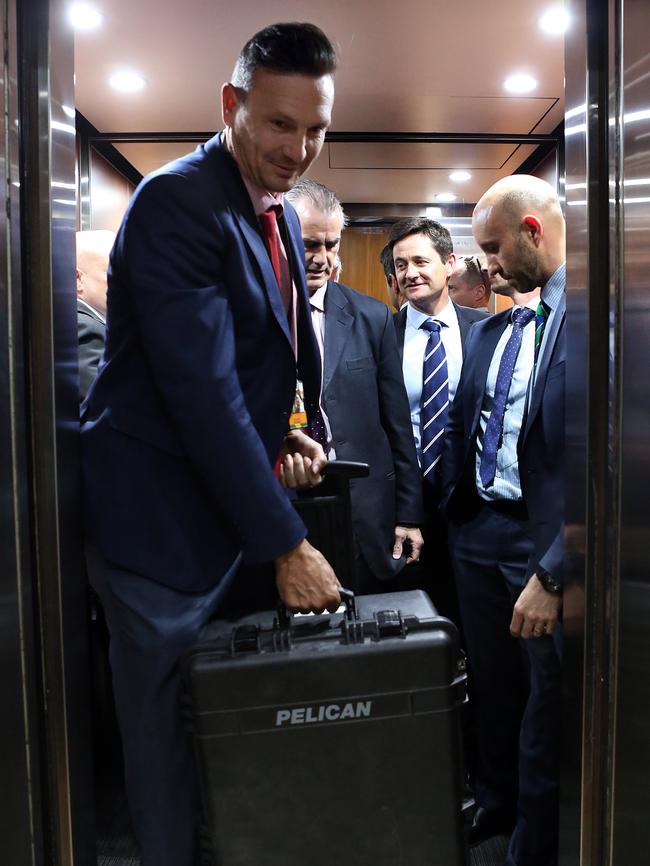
[405,261,420,280]
[283,134,307,165]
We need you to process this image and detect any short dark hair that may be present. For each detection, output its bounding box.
[285,179,347,227]
[387,217,454,263]
[379,243,395,279]
[232,23,337,90]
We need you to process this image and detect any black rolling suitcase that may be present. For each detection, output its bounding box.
[182,590,468,866]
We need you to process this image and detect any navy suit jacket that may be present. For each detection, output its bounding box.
[442,295,566,582]
[393,301,488,360]
[81,133,322,592]
[321,280,423,580]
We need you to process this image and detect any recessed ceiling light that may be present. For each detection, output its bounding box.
[449,170,472,183]
[539,6,571,35]
[69,3,103,30]
[503,73,538,94]
[436,193,457,203]
[109,70,146,93]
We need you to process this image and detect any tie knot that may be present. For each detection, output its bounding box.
[535,300,548,320]
[512,307,535,327]
[259,206,280,231]
[420,318,442,334]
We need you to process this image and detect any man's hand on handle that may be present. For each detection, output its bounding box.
[275,538,341,614]
[280,429,327,489]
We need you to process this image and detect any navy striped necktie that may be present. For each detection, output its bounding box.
[420,319,449,486]
[479,306,535,488]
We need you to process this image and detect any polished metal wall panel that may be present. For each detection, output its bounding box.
[612,0,650,858]
[563,0,621,863]
[0,0,93,862]
[0,0,43,862]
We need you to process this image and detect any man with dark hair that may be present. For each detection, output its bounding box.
[389,217,486,618]
[380,242,404,310]
[286,179,424,590]
[81,23,339,866]
[442,175,565,865]
[449,255,492,311]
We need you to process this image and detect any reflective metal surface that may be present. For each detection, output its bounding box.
[564,0,650,864]
[612,0,650,859]
[1,0,92,862]
[0,0,44,862]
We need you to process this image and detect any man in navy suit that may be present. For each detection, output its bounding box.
[390,217,487,618]
[81,23,341,866]
[442,175,565,866]
[286,179,424,590]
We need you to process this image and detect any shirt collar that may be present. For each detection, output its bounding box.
[406,297,456,329]
[310,283,328,312]
[78,297,106,324]
[541,262,566,312]
[241,175,284,218]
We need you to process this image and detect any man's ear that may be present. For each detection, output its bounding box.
[445,252,457,277]
[76,267,84,297]
[522,214,543,246]
[221,83,240,127]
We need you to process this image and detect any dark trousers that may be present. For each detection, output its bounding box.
[86,544,241,866]
[448,503,562,866]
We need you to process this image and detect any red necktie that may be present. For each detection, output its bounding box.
[259,207,291,316]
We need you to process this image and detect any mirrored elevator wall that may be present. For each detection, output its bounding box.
[1,0,93,863]
[563,0,650,864]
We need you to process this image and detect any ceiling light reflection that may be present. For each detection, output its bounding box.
[109,70,146,93]
[449,170,472,182]
[69,3,103,30]
[539,6,571,35]
[504,74,537,94]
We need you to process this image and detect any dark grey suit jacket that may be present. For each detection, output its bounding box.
[322,280,423,580]
[77,299,106,401]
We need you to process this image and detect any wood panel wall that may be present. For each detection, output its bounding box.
[338,227,392,307]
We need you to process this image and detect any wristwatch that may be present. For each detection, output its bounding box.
[536,567,562,595]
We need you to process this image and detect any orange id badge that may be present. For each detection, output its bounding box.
[289,378,309,430]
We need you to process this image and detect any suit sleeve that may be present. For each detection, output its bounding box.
[539,528,564,583]
[440,324,479,515]
[116,172,306,564]
[375,306,424,525]
[78,313,105,401]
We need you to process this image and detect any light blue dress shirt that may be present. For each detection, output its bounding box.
[475,263,566,502]
[402,300,462,461]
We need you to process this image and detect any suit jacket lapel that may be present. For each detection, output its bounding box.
[454,303,473,358]
[523,293,566,439]
[394,306,407,357]
[468,311,511,436]
[206,134,293,347]
[323,281,353,392]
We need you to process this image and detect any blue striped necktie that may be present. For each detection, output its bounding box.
[479,306,535,488]
[420,319,448,485]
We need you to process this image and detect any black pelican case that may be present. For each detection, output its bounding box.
[182,590,468,866]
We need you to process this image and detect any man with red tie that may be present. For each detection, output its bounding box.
[81,23,341,866]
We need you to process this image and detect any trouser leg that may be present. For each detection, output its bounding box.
[449,507,531,820]
[86,544,239,866]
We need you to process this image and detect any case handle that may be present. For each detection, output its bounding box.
[276,586,357,632]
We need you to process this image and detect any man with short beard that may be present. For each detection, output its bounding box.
[442,175,565,866]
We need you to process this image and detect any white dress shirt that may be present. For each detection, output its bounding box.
[402,299,463,459]
[309,283,336,458]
